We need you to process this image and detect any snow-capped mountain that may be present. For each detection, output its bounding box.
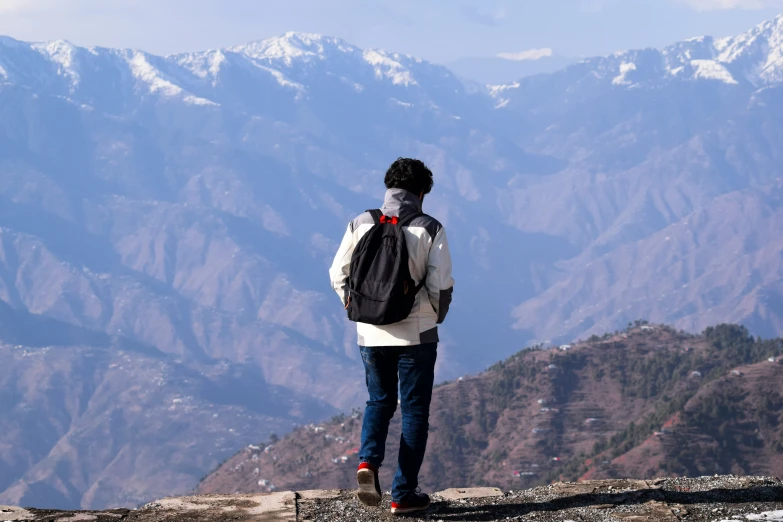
[0,32,481,118]
[490,14,783,109]
[1,15,783,512]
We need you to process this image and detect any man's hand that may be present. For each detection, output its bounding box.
[344,297,351,310]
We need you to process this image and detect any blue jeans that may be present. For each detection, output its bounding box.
[358,343,437,502]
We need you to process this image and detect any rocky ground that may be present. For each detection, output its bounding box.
[3,476,783,522]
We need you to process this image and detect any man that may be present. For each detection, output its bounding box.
[329,158,454,515]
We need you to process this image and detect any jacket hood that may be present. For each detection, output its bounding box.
[380,188,423,216]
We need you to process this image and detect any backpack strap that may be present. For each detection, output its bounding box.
[397,212,424,227]
[399,212,426,294]
[367,209,383,225]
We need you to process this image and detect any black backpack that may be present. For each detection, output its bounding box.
[346,210,424,325]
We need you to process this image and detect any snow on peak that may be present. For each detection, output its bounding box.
[0,31,453,108]
[714,14,783,84]
[126,50,217,106]
[32,40,81,87]
[173,45,307,92]
[226,32,424,88]
[612,62,637,86]
[231,32,358,66]
[128,51,182,97]
[691,59,738,84]
[570,14,783,89]
[176,50,228,80]
[362,50,418,86]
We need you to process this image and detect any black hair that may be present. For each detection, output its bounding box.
[384,158,434,195]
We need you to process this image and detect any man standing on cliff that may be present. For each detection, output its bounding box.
[329,158,454,515]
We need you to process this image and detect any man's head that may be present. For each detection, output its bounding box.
[384,158,434,198]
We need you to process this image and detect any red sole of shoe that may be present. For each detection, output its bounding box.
[390,500,431,515]
[356,469,381,507]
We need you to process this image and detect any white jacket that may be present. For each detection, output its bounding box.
[329,189,454,347]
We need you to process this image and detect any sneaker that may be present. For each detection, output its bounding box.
[390,490,430,515]
[356,462,382,507]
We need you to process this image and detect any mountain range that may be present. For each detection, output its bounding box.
[1,14,782,510]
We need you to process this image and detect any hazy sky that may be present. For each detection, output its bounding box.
[0,0,781,63]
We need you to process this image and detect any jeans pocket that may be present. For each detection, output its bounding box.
[360,347,376,366]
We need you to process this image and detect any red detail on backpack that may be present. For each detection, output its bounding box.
[379,215,399,225]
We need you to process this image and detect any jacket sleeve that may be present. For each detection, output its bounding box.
[329,224,354,306]
[425,226,455,324]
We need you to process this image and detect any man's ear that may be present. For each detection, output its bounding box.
[419,191,424,200]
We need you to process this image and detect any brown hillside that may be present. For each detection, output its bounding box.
[588,354,783,480]
[197,323,783,495]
